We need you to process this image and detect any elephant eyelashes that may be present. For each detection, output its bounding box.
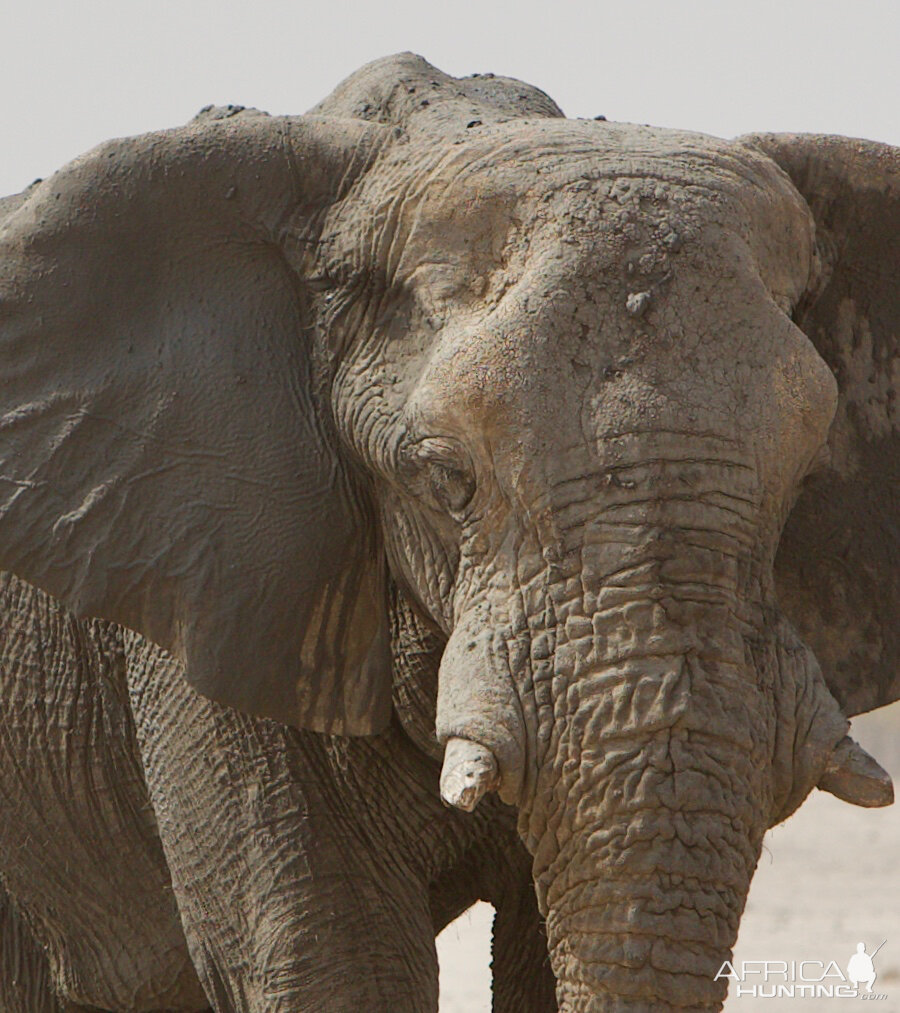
[404,438,476,515]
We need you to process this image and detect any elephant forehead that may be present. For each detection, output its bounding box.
[337,118,827,485]
[333,119,816,331]
[357,118,808,254]
[403,208,829,493]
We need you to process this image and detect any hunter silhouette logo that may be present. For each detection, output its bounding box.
[716,940,890,999]
[847,941,885,994]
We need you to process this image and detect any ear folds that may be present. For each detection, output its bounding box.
[743,133,899,717]
[0,114,393,734]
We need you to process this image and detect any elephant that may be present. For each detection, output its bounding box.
[0,51,896,1011]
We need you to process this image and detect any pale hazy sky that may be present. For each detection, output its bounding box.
[2,0,898,197]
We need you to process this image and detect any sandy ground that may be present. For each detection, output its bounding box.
[437,702,900,1011]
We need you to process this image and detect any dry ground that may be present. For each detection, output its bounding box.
[437,702,900,1011]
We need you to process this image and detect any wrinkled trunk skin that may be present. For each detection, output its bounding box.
[533,632,764,1011]
[531,608,766,1011]
[508,454,834,1011]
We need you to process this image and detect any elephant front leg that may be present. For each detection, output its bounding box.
[480,838,558,1013]
[428,811,559,1013]
[0,890,100,1013]
[0,887,67,1013]
[490,871,558,1013]
[124,634,439,1013]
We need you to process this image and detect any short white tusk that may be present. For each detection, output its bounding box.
[440,737,500,812]
[817,736,894,808]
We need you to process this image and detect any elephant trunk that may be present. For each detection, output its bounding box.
[529,636,765,1012]
[544,860,744,1011]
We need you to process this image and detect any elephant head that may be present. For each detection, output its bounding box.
[0,54,896,1010]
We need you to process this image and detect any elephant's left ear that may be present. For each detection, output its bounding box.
[741,133,899,717]
[0,114,394,734]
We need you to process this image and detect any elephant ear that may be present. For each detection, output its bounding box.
[0,113,394,734]
[744,133,899,716]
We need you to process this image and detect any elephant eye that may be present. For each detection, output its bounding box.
[427,461,475,513]
[405,438,476,515]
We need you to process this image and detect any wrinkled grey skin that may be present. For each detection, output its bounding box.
[0,573,551,1011]
[0,54,897,1011]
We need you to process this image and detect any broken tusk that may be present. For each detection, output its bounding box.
[817,736,894,808]
[440,737,500,812]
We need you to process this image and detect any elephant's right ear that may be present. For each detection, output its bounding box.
[0,114,394,734]
[741,133,899,717]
